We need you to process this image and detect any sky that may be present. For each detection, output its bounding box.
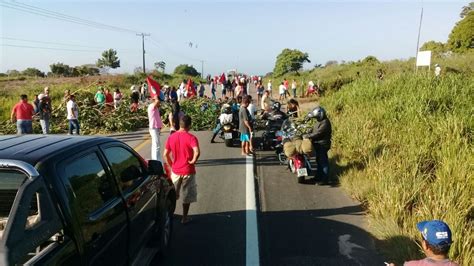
[0,0,469,75]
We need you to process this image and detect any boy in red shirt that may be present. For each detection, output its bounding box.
[11,94,35,134]
[163,115,200,224]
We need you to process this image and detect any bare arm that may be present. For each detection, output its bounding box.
[188,146,200,165]
[10,108,16,122]
[163,148,173,167]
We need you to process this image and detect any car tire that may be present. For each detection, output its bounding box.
[156,197,173,257]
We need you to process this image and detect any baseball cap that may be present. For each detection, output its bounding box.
[417,220,452,246]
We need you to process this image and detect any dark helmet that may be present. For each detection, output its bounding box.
[308,106,326,121]
[272,101,281,111]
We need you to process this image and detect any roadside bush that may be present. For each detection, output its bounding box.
[321,73,473,265]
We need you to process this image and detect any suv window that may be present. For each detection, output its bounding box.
[102,146,144,192]
[64,152,118,216]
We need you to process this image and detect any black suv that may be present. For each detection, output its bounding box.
[0,135,176,265]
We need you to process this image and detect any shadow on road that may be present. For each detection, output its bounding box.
[196,157,247,167]
[154,208,385,265]
[156,211,246,266]
[259,208,384,266]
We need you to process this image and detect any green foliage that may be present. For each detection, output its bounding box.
[361,55,380,65]
[21,68,45,77]
[447,12,474,53]
[96,49,120,70]
[173,64,200,77]
[273,48,310,77]
[325,60,338,67]
[460,2,474,18]
[420,41,446,58]
[50,62,71,77]
[321,73,473,266]
[154,61,166,73]
[6,70,21,76]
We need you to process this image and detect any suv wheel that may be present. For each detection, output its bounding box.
[156,198,173,256]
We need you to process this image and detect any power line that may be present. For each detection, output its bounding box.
[1,37,136,51]
[0,0,141,35]
[1,44,103,52]
[1,44,139,54]
[148,37,202,62]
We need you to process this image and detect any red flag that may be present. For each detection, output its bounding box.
[146,76,161,98]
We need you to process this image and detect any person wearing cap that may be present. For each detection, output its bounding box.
[38,93,52,134]
[11,94,35,134]
[388,220,459,266]
[148,95,164,163]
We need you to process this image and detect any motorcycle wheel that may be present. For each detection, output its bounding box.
[224,139,233,147]
[288,159,296,173]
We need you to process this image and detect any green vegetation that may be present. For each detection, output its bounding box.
[173,64,200,77]
[0,73,214,135]
[447,11,474,53]
[96,48,121,70]
[320,72,473,265]
[273,48,310,77]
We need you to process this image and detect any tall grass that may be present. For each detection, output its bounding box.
[321,73,473,265]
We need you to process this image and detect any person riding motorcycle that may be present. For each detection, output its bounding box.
[211,103,234,143]
[262,101,288,121]
[305,106,332,184]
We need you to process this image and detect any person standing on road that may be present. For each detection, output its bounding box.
[168,100,185,134]
[261,90,271,114]
[291,79,297,98]
[210,79,217,100]
[239,96,253,156]
[163,115,200,224]
[279,82,286,101]
[305,107,332,184]
[148,95,164,163]
[388,220,458,266]
[11,94,35,134]
[67,94,80,135]
[256,81,264,105]
[267,79,273,97]
[38,94,52,134]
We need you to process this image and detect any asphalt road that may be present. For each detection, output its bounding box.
[117,127,383,266]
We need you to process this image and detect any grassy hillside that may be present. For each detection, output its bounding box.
[320,73,473,265]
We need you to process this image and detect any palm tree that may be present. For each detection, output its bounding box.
[154,61,166,73]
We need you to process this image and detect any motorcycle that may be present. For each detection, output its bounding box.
[260,114,286,150]
[220,122,239,147]
[276,118,316,183]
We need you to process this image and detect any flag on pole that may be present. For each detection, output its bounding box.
[146,76,161,99]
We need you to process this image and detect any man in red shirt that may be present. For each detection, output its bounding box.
[104,88,114,108]
[163,115,200,224]
[11,94,35,134]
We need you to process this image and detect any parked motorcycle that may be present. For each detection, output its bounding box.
[276,117,316,183]
[220,122,239,147]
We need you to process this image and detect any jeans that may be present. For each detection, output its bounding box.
[292,88,297,98]
[68,119,80,135]
[40,119,50,134]
[213,122,222,134]
[16,120,33,134]
[314,144,330,181]
[149,128,162,163]
[212,91,216,100]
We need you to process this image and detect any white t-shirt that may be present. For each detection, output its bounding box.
[67,100,79,120]
[291,81,297,89]
[219,113,233,125]
[247,103,256,120]
[435,66,441,76]
[267,82,272,91]
[279,84,286,94]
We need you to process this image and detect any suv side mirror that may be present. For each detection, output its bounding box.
[148,160,164,176]
[120,165,142,182]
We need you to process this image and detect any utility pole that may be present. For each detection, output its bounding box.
[415,1,424,72]
[137,33,150,74]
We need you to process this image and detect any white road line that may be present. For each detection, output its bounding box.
[246,155,260,266]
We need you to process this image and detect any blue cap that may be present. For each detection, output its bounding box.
[417,220,452,246]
